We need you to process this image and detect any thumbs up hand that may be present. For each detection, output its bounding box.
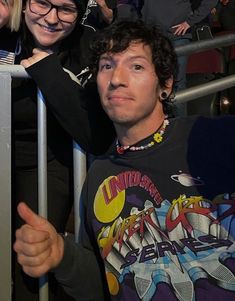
[13,202,64,278]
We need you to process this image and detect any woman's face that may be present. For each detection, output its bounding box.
[0,0,12,29]
[24,0,78,49]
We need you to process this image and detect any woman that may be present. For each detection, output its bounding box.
[12,0,90,300]
[0,0,21,30]
[0,0,22,64]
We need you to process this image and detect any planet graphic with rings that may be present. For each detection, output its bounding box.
[171,172,204,187]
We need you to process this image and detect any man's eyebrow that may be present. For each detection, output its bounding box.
[99,54,149,61]
[99,54,112,61]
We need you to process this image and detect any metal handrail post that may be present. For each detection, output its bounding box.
[173,74,235,104]
[175,33,235,56]
[37,89,49,301]
[73,142,86,242]
[0,72,12,301]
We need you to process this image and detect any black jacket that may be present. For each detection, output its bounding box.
[26,54,115,157]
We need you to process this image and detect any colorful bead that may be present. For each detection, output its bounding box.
[116,117,169,154]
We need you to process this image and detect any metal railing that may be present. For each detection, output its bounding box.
[0,72,12,301]
[0,31,235,301]
[0,67,87,301]
[175,33,235,56]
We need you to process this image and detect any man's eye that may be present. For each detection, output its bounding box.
[133,64,143,70]
[100,64,112,70]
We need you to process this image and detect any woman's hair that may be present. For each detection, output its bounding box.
[8,0,22,31]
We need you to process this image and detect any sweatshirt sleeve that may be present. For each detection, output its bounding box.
[186,0,218,26]
[26,54,115,156]
[53,235,108,300]
[53,178,110,300]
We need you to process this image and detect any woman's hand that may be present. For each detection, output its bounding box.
[21,48,52,68]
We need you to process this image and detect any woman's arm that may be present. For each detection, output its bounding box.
[22,51,115,155]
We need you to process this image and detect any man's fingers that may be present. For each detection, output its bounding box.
[22,264,51,278]
[15,225,49,243]
[14,229,51,256]
[17,247,51,267]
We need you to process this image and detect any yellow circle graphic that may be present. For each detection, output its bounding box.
[94,176,125,223]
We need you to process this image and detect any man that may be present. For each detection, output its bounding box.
[14,21,235,301]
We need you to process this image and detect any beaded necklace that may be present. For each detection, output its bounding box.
[116,118,169,154]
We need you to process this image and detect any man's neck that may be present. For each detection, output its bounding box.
[115,112,166,147]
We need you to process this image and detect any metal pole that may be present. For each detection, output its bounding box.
[0,65,30,78]
[173,74,235,104]
[37,89,49,301]
[0,73,12,301]
[73,143,87,242]
[175,33,235,56]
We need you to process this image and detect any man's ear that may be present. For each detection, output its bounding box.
[165,76,173,94]
[159,77,174,101]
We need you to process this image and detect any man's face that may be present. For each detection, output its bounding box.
[97,42,167,130]
[25,0,77,49]
[0,0,12,29]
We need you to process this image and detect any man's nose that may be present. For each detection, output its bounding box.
[109,66,127,88]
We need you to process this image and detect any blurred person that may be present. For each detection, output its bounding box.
[0,0,21,30]
[217,0,235,31]
[0,0,22,64]
[141,0,218,116]
[79,0,117,72]
[81,0,116,31]
[116,0,140,21]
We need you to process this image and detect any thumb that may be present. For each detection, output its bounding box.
[17,202,48,231]
[33,48,53,55]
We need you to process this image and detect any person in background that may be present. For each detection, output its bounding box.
[14,20,235,301]
[216,0,235,31]
[79,0,117,76]
[141,0,218,116]
[11,0,90,300]
[81,0,116,31]
[116,0,140,21]
[0,0,22,64]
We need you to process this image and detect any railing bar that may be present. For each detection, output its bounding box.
[173,74,235,104]
[37,89,49,301]
[175,33,235,56]
[0,73,12,301]
[73,142,87,242]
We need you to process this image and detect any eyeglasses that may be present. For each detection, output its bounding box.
[29,0,78,23]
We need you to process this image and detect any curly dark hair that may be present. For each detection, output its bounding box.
[90,20,178,90]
